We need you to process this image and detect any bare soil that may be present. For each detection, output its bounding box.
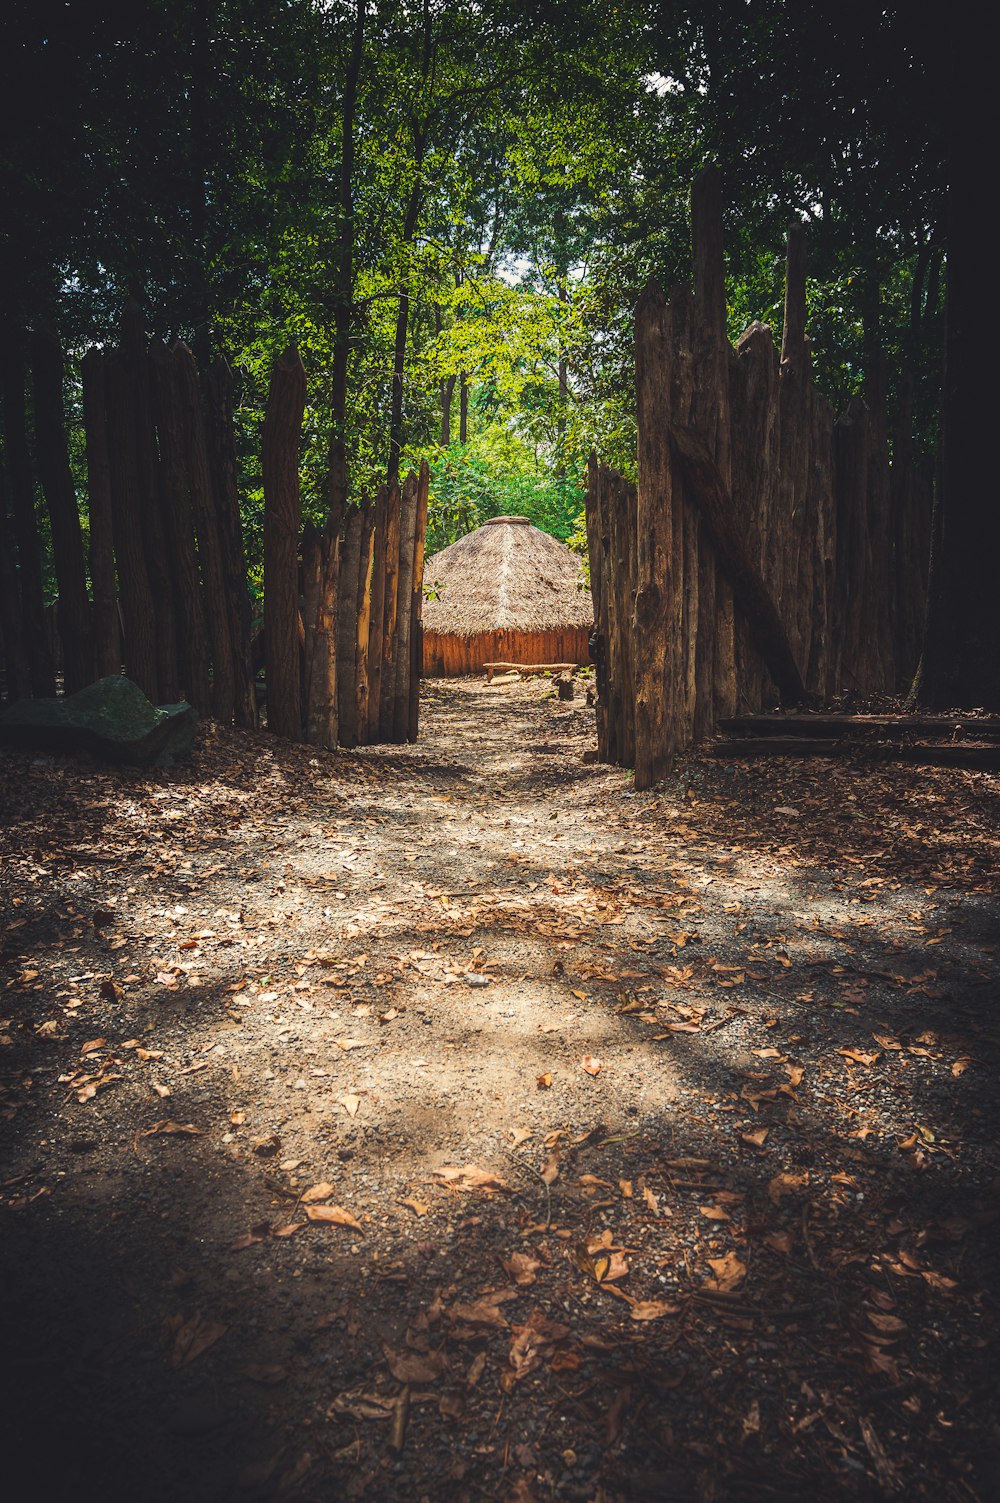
[1,677,998,1502]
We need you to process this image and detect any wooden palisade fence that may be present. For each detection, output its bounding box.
[1,310,427,752]
[261,343,427,749]
[587,169,933,789]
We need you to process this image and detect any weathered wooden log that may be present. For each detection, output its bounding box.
[355,497,376,743]
[149,341,212,716]
[584,454,610,759]
[1,331,55,696]
[305,519,339,749]
[718,713,1000,739]
[377,479,401,743]
[173,341,236,721]
[336,505,363,747]
[105,346,158,700]
[713,736,1000,770]
[391,469,419,742]
[366,485,388,741]
[204,355,256,726]
[0,464,31,699]
[31,325,93,692]
[407,460,429,743]
[668,423,807,704]
[262,346,306,740]
[122,302,179,702]
[633,280,676,788]
[80,349,122,679]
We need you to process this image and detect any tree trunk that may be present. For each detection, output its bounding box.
[31,324,93,691]
[459,373,469,444]
[1,331,55,696]
[327,0,365,533]
[204,355,256,725]
[305,522,339,748]
[407,460,429,742]
[262,346,306,740]
[80,349,122,678]
[173,341,236,721]
[149,342,212,715]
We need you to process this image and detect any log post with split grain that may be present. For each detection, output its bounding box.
[407,460,429,742]
[80,348,122,680]
[262,345,306,741]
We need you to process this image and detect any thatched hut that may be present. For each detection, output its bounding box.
[421,516,593,676]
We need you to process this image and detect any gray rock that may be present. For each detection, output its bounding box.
[0,676,198,767]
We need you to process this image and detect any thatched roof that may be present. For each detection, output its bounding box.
[422,516,593,637]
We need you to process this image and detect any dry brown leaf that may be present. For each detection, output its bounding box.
[536,1073,553,1090]
[767,1170,809,1205]
[580,1056,602,1076]
[170,1312,227,1367]
[540,1149,560,1186]
[699,1204,730,1222]
[400,1196,428,1216]
[340,1094,362,1117]
[383,1344,446,1385]
[837,1047,881,1067]
[273,1222,305,1238]
[503,1252,542,1286]
[705,1252,747,1292]
[951,1056,972,1077]
[301,1182,336,1204]
[867,1311,907,1337]
[741,1127,770,1149]
[305,1204,362,1230]
[140,1120,204,1138]
[629,1299,679,1321]
[229,1110,246,1125]
[763,1230,794,1255]
[433,1164,507,1193]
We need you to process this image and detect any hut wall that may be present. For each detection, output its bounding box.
[423,627,592,677]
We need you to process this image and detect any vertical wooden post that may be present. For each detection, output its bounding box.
[121,301,180,702]
[377,479,401,742]
[355,497,376,743]
[336,506,363,746]
[173,341,236,721]
[633,279,675,788]
[391,469,419,741]
[305,522,339,749]
[262,346,306,741]
[366,485,388,740]
[149,342,212,714]
[81,349,122,679]
[204,355,256,726]
[407,459,429,742]
[31,325,93,692]
[105,346,158,699]
[1,333,55,696]
[0,463,31,699]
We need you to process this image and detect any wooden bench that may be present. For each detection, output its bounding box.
[483,662,579,682]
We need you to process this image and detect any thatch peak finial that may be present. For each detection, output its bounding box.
[485,515,531,526]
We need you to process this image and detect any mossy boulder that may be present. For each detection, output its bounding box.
[0,677,198,767]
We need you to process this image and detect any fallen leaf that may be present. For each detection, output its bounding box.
[580,1056,602,1076]
[170,1312,227,1367]
[339,1093,362,1117]
[837,1047,881,1067]
[951,1056,972,1077]
[741,1127,770,1149]
[400,1197,428,1216]
[383,1345,446,1384]
[699,1204,730,1222]
[301,1182,336,1204]
[629,1299,679,1321]
[768,1171,809,1205]
[503,1252,542,1286]
[433,1164,508,1193]
[540,1149,560,1186]
[305,1204,362,1230]
[536,1073,553,1090]
[705,1252,747,1292]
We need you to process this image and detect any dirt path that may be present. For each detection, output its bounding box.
[1,679,998,1502]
